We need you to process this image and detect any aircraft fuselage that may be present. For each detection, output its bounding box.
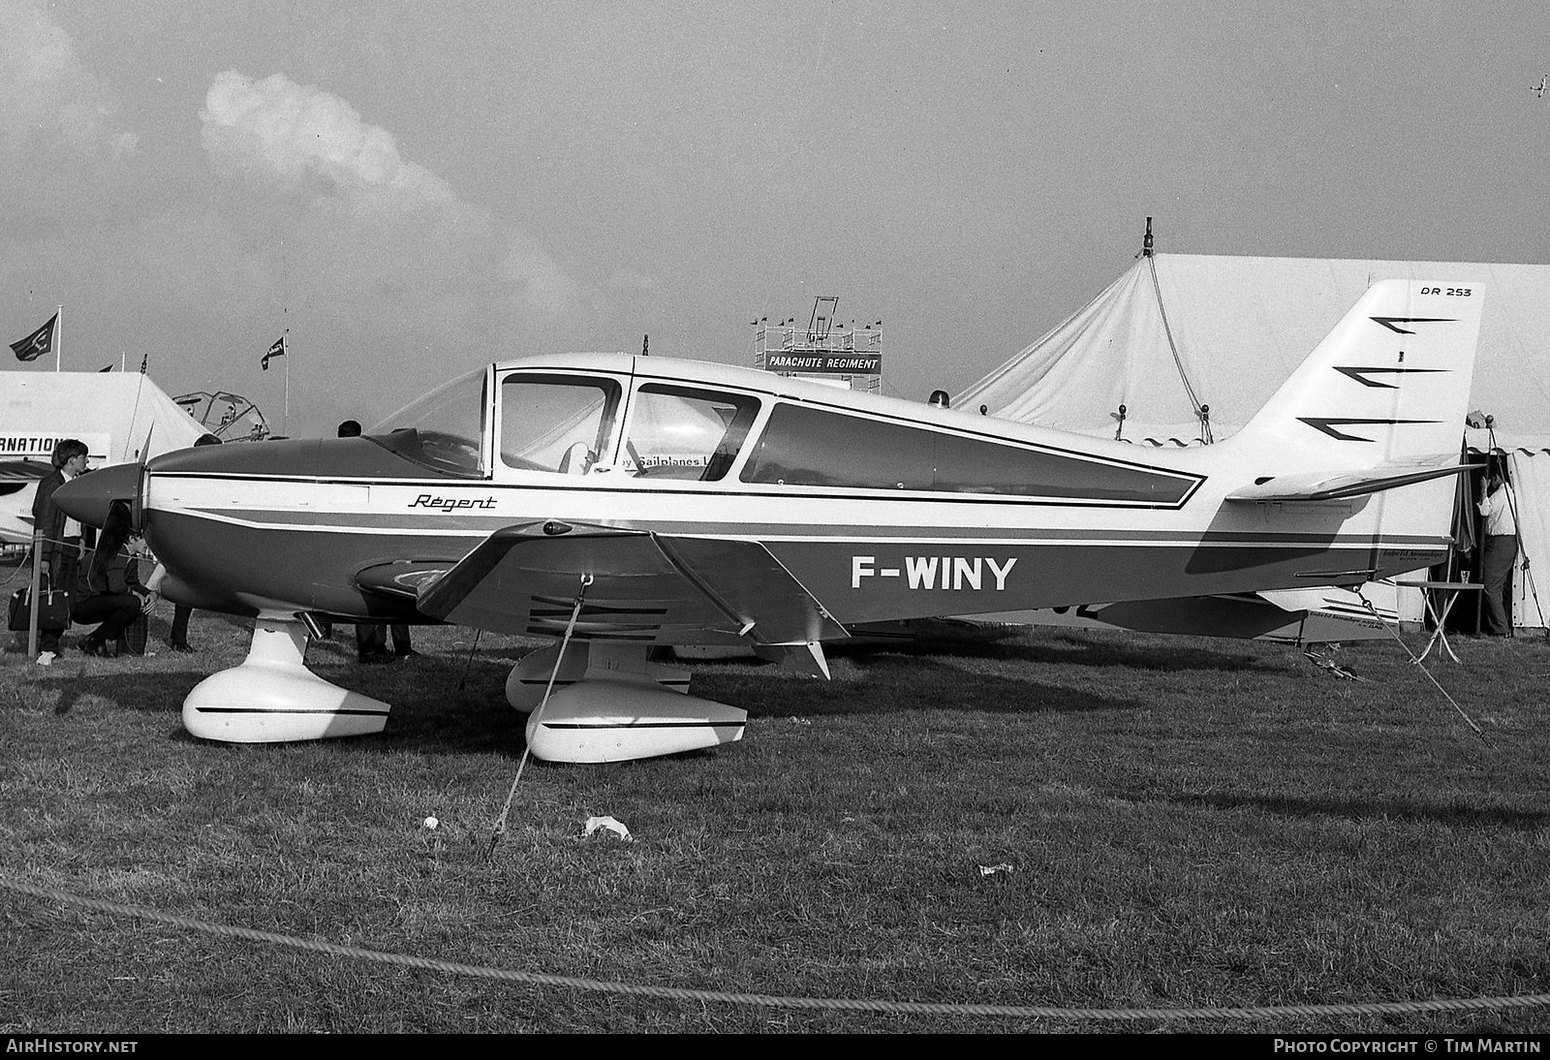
[125,351,1447,639]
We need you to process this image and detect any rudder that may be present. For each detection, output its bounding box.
[1230,279,1484,469]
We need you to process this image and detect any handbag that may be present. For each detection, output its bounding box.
[8,577,73,632]
[118,611,149,656]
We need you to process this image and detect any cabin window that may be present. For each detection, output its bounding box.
[740,403,931,490]
[931,429,1194,501]
[499,375,621,474]
[740,402,1195,503]
[368,366,488,477]
[623,385,760,481]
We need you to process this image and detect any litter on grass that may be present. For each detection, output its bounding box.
[584,816,633,841]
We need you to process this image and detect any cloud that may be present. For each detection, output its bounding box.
[0,0,137,162]
[198,70,591,323]
[200,70,454,210]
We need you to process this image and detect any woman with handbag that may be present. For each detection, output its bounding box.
[71,500,153,658]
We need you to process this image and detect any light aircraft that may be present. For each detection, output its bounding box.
[54,279,1483,763]
[0,460,49,546]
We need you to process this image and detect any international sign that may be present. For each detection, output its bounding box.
[765,352,882,374]
[0,432,112,461]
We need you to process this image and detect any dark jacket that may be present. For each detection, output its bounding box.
[77,549,144,598]
[30,469,71,568]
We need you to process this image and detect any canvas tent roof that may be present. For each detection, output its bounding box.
[0,371,207,544]
[956,253,1550,447]
[2,371,207,464]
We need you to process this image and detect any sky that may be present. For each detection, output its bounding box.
[2,0,1547,438]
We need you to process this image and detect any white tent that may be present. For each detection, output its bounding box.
[1463,428,1550,630]
[0,371,207,544]
[957,253,1550,632]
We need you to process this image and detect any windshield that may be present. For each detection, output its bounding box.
[367,367,487,477]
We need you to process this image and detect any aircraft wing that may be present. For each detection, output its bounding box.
[412,520,847,646]
[0,459,47,493]
[1224,458,1476,504]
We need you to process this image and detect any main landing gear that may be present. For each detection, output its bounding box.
[508,641,745,764]
[178,614,745,764]
[181,611,390,742]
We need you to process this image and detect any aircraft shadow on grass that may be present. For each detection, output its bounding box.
[35,659,523,754]
[690,656,1150,721]
[46,667,197,722]
[31,645,1149,756]
[829,624,1288,675]
[341,651,1154,750]
[28,612,1278,745]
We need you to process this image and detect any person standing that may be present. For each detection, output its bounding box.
[389,623,416,659]
[30,438,91,665]
[1477,465,1519,637]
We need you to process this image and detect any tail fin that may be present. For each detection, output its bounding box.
[1229,279,1484,470]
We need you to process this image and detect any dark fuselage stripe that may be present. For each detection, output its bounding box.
[539,721,745,731]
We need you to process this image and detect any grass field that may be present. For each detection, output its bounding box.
[2,595,1548,1034]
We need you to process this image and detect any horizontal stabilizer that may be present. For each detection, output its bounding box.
[1225,459,1477,504]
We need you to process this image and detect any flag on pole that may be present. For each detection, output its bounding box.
[99,364,114,373]
[139,353,148,374]
[9,314,57,362]
[262,336,285,371]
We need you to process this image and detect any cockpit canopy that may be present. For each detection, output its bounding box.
[362,359,1195,505]
[368,367,488,478]
[363,365,763,483]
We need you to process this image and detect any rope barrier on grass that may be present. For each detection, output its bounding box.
[4,875,1548,1022]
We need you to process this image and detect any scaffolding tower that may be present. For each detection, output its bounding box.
[753,295,882,394]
